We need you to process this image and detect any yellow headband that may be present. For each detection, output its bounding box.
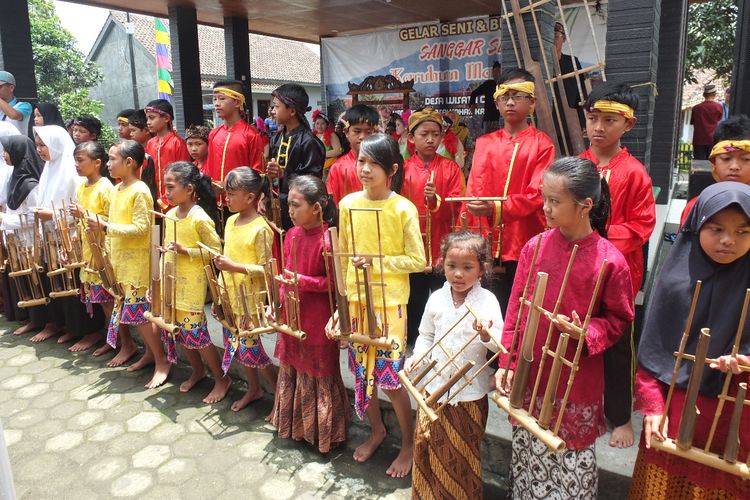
[117,117,129,125]
[493,81,535,100]
[709,140,750,159]
[408,108,443,133]
[214,87,246,106]
[590,100,635,120]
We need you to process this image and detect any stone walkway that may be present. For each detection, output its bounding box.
[0,317,418,500]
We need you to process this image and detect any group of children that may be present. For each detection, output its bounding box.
[1,68,749,498]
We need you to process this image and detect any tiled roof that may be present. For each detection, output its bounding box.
[109,11,320,85]
[681,69,728,111]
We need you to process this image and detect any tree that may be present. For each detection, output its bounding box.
[29,0,104,121]
[685,0,738,84]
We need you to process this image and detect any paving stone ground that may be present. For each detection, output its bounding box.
[0,316,424,500]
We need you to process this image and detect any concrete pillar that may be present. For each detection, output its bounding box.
[649,0,688,204]
[604,0,662,169]
[730,0,750,116]
[0,0,37,101]
[224,15,253,118]
[167,5,203,133]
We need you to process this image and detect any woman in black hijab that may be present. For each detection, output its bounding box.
[0,135,43,327]
[631,181,750,498]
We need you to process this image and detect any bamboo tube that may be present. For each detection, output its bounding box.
[344,333,399,350]
[425,361,475,407]
[723,383,747,464]
[651,438,750,479]
[425,171,434,271]
[421,330,481,390]
[529,245,578,414]
[48,289,79,299]
[271,322,307,341]
[362,265,379,338]
[510,272,549,408]
[328,228,352,337]
[410,359,439,386]
[144,311,180,335]
[399,371,439,422]
[492,393,565,452]
[661,281,703,434]
[538,333,570,429]
[408,307,474,374]
[677,328,711,450]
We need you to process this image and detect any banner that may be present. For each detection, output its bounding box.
[154,18,173,102]
[321,17,502,130]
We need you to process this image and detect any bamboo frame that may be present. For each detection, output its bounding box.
[399,303,507,421]
[324,208,400,350]
[51,200,85,270]
[493,245,609,451]
[42,219,80,299]
[144,211,180,335]
[77,211,123,301]
[5,214,49,308]
[650,287,750,478]
[265,235,307,341]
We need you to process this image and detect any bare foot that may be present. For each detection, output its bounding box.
[57,332,76,344]
[93,343,114,357]
[179,368,207,393]
[127,351,154,372]
[203,376,232,404]
[69,333,101,352]
[30,326,59,343]
[609,421,635,448]
[353,428,386,463]
[231,388,263,412]
[145,361,171,389]
[13,323,37,336]
[107,345,137,368]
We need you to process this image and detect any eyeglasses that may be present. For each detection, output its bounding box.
[497,94,532,103]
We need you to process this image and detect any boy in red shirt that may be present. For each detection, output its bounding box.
[326,104,379,205]
[580,81,656,448]
[461,68,555,311]
[144,99,191,210]
[185,124,210,171]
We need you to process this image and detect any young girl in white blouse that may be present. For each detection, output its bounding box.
[405,230,503,499]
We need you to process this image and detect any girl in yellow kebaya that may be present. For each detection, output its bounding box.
[87,140,168,389]
[213,166,277,412]
[160,161,231,404]
[69,141,114,355]
[328,133,426,478]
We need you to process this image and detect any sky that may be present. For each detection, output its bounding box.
[53,0,320,56]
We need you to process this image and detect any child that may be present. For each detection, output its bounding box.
[437,114,466,171]
[580,82,657,447]
[160,161,231,404]
[33,103,64,128]
[496,157,634,498]
[128,110,153,149]
[185,125,210,170]
[72,116,101,144]
[144,99,191,211]
[68,141,114,354]
[401,108,465,342]
[33,125,92,345]
[87,140,169,389]
[267,83,326,229]
[331,133,426,477]
[326,104,379,206]
[390,113,410,160]
[680,115,750,225]
[213,167,277,411]
[631,182,750,498]
[406,231,503,499]
[0,135,42,333]
[461,68,555,312]
[269,175,349,453]
[117,109,136,139]
[313,110,343,174]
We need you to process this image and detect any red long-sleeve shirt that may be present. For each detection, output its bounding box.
[204,120,265,181]
[145,131,191,209]
[461,126,554,261]
[326,150,361,206]
[580,147,656,295]
[401,154,465,266]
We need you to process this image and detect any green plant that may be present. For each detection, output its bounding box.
[685,0,738,84]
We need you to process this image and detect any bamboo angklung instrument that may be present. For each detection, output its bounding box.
[650,287,750,478]
[78,211,123,301]
[198,241,239,334]
[492,250,609,452]
[265,235,307,341]
[52,200,85,270]
[326,208,399,350]
[5,214,49,308]
[446,196,507,272]
[399,302,507,422]
[324,227,352,339]
[42,218,79,299]
[143,211,180,335]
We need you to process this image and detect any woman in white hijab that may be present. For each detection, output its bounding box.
[29,125,94,344]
